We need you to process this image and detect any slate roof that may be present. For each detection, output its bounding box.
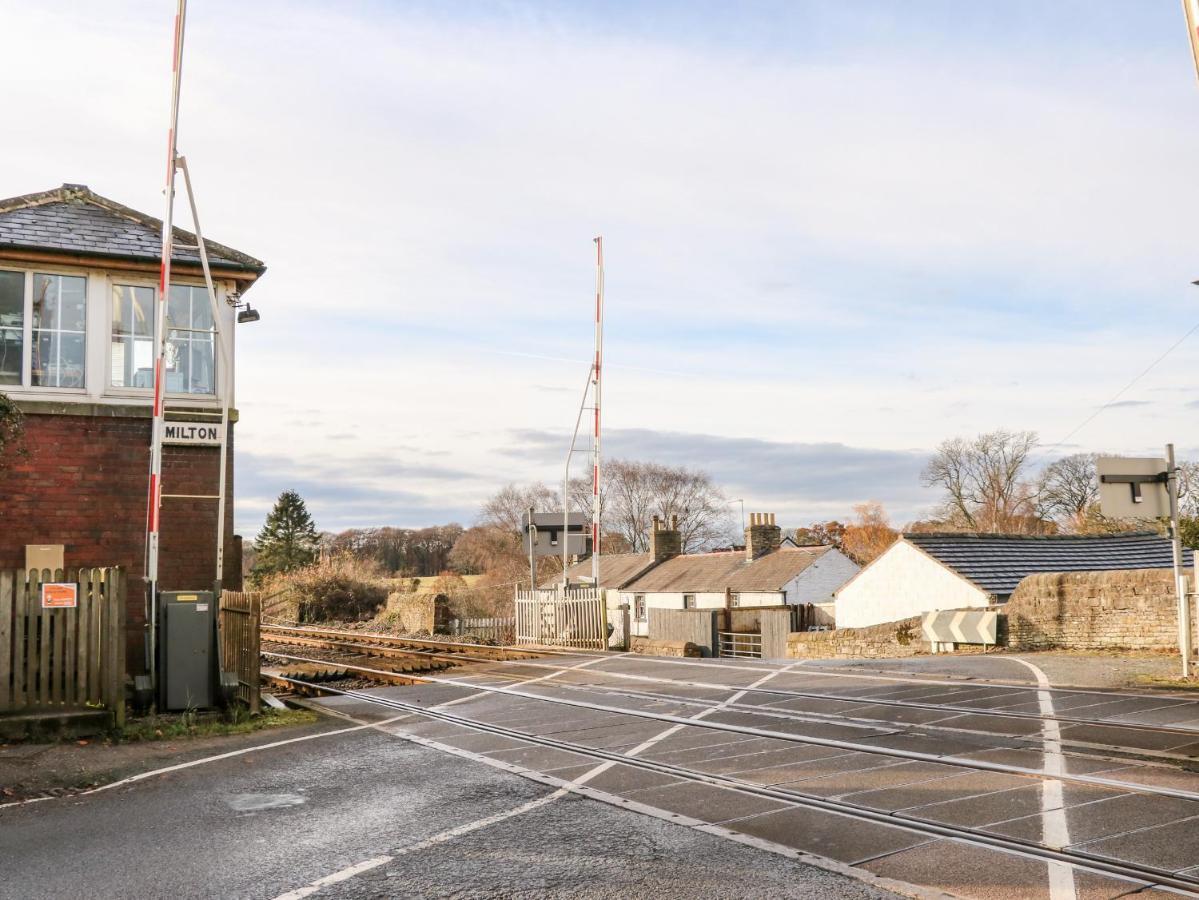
[905,531,1192,597]
[725,547,832,591]
[619,546,834,593]
[0,184,265,273]
[554,553,655,589]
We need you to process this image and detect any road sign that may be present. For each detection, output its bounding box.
[523,511,590,559]
[1097,456,1169,519]
[921,609,998,646]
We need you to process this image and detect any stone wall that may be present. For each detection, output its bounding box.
[787,616,924,659]
[1006,568,1197,652]
[384,591,436,634]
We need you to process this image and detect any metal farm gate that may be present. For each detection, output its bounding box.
[515,588,606,650]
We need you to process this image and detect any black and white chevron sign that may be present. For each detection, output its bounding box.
[921,609,998,645]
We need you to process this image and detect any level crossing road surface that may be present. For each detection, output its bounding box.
[5,652,1199,899]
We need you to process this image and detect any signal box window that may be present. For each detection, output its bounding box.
[166,284,215,395]
[32,274,87,388]
[0,271,22,385]
[111,284,156,388]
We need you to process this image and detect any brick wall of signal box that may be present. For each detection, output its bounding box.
[0,411,241,672]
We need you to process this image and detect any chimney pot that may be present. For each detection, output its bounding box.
[745,512,782,560]
[649,514,682,562]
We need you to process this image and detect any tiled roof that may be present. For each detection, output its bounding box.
[0,184,264,273]
[725,547,831,591]
[622,547,830,593]
[624,551,749,592]
[905,531,1192,597]
[555,553,654,589]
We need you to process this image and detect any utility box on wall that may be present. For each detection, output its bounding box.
[158,590,216,711]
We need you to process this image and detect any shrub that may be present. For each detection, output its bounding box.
[258,555,389,623]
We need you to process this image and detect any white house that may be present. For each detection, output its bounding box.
[834,531,1189,629]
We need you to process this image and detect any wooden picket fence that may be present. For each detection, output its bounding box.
[515,587,606,650]
[218,590,261,713]
[0,568,126,726]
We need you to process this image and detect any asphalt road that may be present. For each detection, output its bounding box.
[6,650,1199,899]
[0,719,897,900]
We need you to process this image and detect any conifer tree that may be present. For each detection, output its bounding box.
[253,490,319,578]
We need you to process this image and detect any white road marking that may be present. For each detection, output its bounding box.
[1008,657,1077,900]
[271,790,568,900]
[0,656,607,813]
[0,714,414,811]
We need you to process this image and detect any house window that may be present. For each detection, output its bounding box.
[683,594,696,610]
[31,274,87,388]
[731,592,741,608]
[0,271,22,385]
[110,284,156,388]
[166,284,215,395]
[634,594,646,622]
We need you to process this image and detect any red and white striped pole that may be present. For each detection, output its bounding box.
[591,237,604,587]
[146,0,187,668]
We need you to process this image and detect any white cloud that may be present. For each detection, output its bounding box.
[3,2,1198,533]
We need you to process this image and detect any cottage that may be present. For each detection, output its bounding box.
[572,514,857,637]
[834,530,1190,629]
[0,183,265,667]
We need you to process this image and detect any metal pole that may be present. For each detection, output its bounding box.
[562,364,594,587]
[591,237,604,589]
[178,157,233,591]
[1167,444,1192,678]
[528,506,536,592]
[145,0,188,679]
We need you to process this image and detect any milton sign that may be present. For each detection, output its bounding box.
[163,422,224,446]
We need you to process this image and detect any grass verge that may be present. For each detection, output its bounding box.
[115,708,318,743]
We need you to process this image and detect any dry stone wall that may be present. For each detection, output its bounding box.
[786,616,924,659]
[1006,568,1197,652]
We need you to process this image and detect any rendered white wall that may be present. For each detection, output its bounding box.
[784,549,861,603]
[834,540,989,628]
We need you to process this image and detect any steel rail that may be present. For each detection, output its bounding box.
[259,624,548,659]
[274,673,1199,895]
[480,657,1199,739]
[260,651,1199,804]
[262,627,1199,739]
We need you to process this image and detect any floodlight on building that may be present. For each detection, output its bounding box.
[237,303,260,324]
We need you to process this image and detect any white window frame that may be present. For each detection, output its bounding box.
[683,594,696,610]
[0,265,91,395]
[634,594,646,622]
[164,281,218,398]
[731,592,741,608]
[107,278,159,393]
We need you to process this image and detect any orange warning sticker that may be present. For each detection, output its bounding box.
[41,583,78,609]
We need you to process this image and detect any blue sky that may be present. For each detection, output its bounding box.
[4,1,1199,536]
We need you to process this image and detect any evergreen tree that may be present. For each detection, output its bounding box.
[253,490,319,578]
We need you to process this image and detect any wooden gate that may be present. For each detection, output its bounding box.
[0,568,126,725]
[218,590,261,713]
[515,587,606,650]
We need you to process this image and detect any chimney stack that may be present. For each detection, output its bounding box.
[745,512,781,560]
[650,514,682,562]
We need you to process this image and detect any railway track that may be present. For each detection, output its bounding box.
[260,623,545,661]
[275,670,1199,896]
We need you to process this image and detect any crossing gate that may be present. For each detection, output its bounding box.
[922,609,999,651]
[515,587,606,650]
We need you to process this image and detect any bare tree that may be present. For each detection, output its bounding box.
[479,482,559,532]
[921,429,1050,533]
[570,458,732,552]
[1036,453,1098,530]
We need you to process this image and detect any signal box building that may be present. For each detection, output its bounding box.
[0,184,265,669]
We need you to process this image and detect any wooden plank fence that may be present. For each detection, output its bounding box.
[515,587,606,650]
[218,590,261,713]
[0,568,126,726]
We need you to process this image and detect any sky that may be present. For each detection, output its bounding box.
[4,1,1199,537]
